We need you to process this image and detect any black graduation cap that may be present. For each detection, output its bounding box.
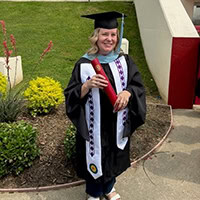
[81,11,127,29]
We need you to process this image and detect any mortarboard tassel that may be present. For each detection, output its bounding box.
[117,13,124,53]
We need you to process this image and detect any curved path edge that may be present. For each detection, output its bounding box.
[0,103,173,193]
[131,103,173,167]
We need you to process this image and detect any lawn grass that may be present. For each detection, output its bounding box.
[0,1,158,96]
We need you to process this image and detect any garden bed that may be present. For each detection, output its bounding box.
[0,97,171,189]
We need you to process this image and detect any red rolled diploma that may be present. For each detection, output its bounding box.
[91,58,117,106]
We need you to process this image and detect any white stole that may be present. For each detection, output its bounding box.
[80,56,128,179]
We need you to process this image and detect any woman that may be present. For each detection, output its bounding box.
[64,11,146,200]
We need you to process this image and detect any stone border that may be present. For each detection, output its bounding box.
[0,103,173,193]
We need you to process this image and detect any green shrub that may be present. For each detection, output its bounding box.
[64,124,76,160]
[0,72,7,97]
[0,89,24,123]
[24,76,64,117]
[0,121,40,177]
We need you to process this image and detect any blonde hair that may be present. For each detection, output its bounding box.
[87,28,120,55]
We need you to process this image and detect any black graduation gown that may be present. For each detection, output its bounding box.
[64,54,146,183]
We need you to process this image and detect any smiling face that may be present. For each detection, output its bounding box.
[97,28,118,55]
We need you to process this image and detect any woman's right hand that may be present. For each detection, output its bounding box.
[86,74,108,89]
[81,74,108,98]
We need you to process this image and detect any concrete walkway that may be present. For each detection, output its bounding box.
[0,108,200,200]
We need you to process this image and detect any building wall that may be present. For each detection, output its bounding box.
[134,0,199,108]
[181,0,195,19]
[134,0,172,102]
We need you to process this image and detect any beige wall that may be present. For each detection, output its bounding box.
[134,0,172,102]
[181,0,200,19]
[162,0,198,37]
[134,0,199,103]
[181,0,195,18]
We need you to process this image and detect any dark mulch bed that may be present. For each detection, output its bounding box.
[0,97,171,189]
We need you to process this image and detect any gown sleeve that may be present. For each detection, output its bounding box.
[64,60,90,141]
[123,55,146,137]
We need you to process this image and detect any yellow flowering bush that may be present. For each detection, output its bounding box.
[0,72,7,96]
[24,76,64,116]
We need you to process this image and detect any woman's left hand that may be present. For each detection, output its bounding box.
[113,90,131,112]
